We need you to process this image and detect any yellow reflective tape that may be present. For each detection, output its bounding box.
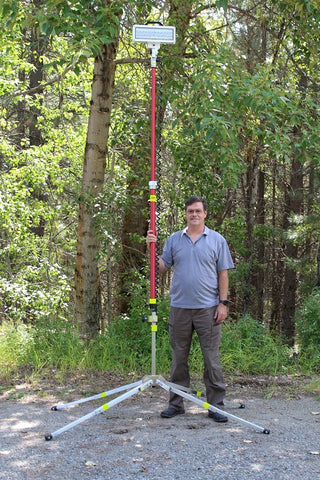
[100,392,106,398]
[151,325,157,332]
[196,391,202,397]
[203,402,210,409]
[102,403,109,411]
[150,195,157,202]
[149,298,156,304]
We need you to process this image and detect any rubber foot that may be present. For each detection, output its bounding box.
[45,434,53,441]
[51,406,58,411]
[239,404,245,409]
[263,428,270,434]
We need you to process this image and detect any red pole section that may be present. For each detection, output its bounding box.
[149,65,157,309]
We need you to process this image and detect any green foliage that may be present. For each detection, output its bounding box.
[88,295,172,374]
[0,265,70,323]
[0,130,83,323]
[0,321,35,367]
[295,289,320,372]
[0,311,301,383]
[0,0,319,364]
[296,289,320,346]
[220,316,294,375]
[1,0,123,61]
[0,318,85,381]
[30,318,86,370]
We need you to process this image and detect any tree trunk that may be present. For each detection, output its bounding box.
[75,42,118,338]
[317,246,320,288]
[253,168,265,322]
[282,155,303,344]
[242,146,258,315]
[28,23,48,238]
[281,70,307,344]
[270,159,284,333]
[29,20,46,147]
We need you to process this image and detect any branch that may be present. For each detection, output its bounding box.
[2,61,76,105]
[191,3,217,18]
[2,56,150,105]
[115,57,149,65]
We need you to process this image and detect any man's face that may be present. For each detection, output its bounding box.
[185,202,207,227]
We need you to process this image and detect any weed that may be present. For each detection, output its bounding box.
[0,309,317,382]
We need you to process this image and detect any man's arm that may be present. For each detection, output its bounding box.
[218,269,229,301]
[214,269,229,323]
[157,256,169,274]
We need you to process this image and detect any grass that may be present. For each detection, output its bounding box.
[305,377,320,399]
[0,313,319,390]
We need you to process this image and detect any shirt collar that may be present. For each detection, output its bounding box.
[182,226,208,237]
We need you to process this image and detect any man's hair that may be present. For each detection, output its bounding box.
[185,196,207,211]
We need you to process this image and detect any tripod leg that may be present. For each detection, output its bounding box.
[163,381,245,409]
[157,378,270,434]
[45,378,153,440]
[50,380,143,410]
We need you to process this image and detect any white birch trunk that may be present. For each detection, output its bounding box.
[75,43,118,337]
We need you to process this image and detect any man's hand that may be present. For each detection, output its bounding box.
[214,303,228,323]
[146,230,168,274]
[146,229,157,249]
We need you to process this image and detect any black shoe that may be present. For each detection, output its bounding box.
[160,406,185,418]
[208,410,228,423]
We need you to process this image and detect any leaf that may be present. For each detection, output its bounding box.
[216,0,229,11]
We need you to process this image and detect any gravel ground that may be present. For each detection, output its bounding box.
[1,374,320,480]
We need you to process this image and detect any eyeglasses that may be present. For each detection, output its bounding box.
[186,209,204,214]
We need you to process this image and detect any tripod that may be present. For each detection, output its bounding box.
[45,304,270,440]
[45,26,270,440]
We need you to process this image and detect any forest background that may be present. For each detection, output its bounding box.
[0,0,319,386]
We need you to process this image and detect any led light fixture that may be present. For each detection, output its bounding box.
[132,24,176,45]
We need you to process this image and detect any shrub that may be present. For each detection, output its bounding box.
[0,308,304,381]
[220,315,294,375]
[295,288,320,372]
[90,295,172,374]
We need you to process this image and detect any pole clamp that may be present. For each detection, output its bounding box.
[149,181,157,189]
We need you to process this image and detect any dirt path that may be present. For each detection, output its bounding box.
[1,374,319,480]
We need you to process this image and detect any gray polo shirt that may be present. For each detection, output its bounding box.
[161,226,234,308]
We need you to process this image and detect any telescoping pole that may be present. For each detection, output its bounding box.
[149,46,159,376]
[149,50,157,313]
[132,24,176,377]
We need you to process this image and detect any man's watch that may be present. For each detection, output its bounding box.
[219,300,229,306]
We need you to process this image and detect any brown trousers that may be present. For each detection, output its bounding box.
[168,306,226,410]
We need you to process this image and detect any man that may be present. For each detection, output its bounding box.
[146,196,234,422]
